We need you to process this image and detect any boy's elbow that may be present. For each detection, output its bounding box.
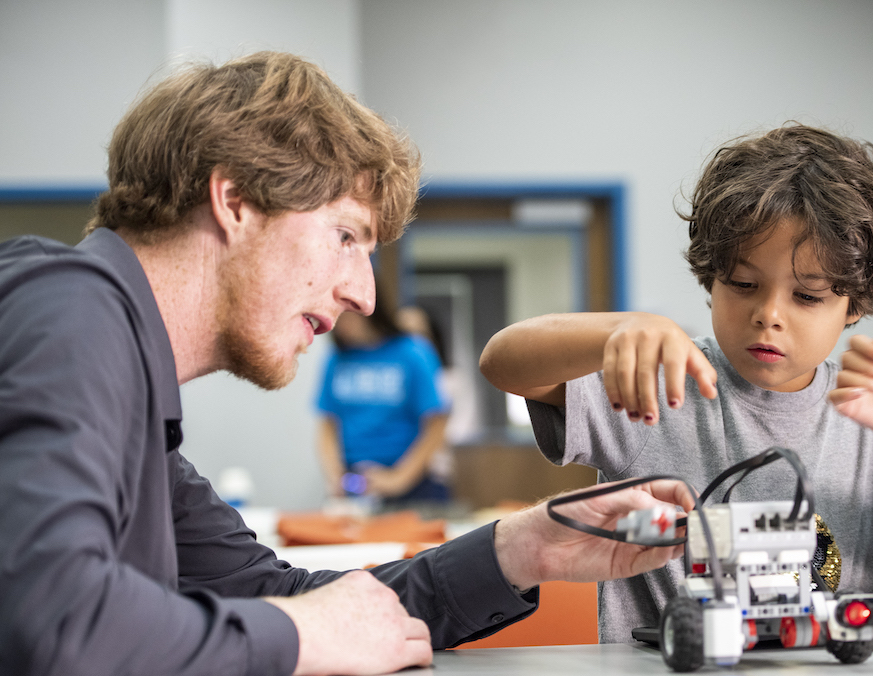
[478,345,505,391]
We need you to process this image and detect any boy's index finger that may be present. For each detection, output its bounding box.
[636,339,664,424]
[848,333,873,356]
[660,341,690,409]
[686,349,718,400]
[842,347,873,377]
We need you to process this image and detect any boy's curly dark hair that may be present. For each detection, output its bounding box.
[680,123,873,317]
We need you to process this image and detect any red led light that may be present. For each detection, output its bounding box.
[691,563,706,574]
[843,600,872,627]
[652,511,673,534]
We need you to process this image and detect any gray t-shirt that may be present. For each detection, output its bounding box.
[528,335,873,643]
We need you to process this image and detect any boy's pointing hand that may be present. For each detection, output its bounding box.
[603,313,718,426]
[830,334,873,429]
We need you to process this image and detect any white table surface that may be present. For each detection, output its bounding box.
[409,642,873,675]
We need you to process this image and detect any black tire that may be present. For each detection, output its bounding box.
[827,590,873,664]
[660,596,704,672]
[826,639,873,664]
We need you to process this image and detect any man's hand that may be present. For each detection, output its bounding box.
[602,314,717,425]
[494,479,695,591]
[829,333,873,429]
[264,570,432,676]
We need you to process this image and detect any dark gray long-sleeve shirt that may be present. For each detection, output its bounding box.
[0,229,536,676]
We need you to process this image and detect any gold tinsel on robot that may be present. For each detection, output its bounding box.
[812,513,841,593]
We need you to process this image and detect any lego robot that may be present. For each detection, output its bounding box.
[547,447,873,672]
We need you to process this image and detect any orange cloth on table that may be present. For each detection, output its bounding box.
[277,510,446,551]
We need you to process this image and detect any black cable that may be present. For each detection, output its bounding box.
[700,447,814,521]
[546,475,685,546]
[546,474,726,600]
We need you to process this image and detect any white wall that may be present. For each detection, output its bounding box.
[0,0,166,184]
[360,0,873,348]
[165,0,361,93]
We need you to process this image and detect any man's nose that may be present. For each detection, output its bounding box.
[337,257,376,316]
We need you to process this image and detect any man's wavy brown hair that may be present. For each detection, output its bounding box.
[86,52,420,244]
[680,123,873,317]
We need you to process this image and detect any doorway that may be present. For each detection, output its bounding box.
[382,181,627,444]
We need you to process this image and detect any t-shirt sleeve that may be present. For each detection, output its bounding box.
[528,372,652,478]
[527,398,567,465]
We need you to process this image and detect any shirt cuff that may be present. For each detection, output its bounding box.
[434,522,539,646]
[223,598,299,676]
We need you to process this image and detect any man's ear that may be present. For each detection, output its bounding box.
[209,168,258,245]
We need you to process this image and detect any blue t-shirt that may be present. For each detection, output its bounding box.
[317,335,449,467]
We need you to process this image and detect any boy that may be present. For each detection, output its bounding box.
[480,123,873,643]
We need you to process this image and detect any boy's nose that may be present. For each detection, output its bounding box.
[752,294,784,329]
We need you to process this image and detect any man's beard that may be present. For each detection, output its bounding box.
[218,318,300,391]
[216,250,299,391]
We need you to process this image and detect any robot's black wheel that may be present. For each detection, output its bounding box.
[826,639,873,664]
[660,596,704,672]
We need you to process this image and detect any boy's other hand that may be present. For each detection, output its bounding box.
[830,334,873,429]
[603,313,718,425]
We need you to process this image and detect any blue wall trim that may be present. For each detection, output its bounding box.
[0,186,106,203]
[0,181,629,310]
[416,180,629,311]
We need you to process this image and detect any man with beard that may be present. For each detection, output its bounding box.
[0,52,692,676]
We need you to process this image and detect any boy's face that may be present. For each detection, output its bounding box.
[710,217,861,392]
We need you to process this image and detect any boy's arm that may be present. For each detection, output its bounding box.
[480,312,717,424]
[829,333,873,429]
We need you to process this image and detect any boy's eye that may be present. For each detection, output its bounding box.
[727,280,753,289]
[796,292,824,305]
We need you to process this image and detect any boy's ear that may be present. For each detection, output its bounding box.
[208,168,260,245]
[846,310,864,328]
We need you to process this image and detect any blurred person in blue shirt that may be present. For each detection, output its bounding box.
[317,295,451,505]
